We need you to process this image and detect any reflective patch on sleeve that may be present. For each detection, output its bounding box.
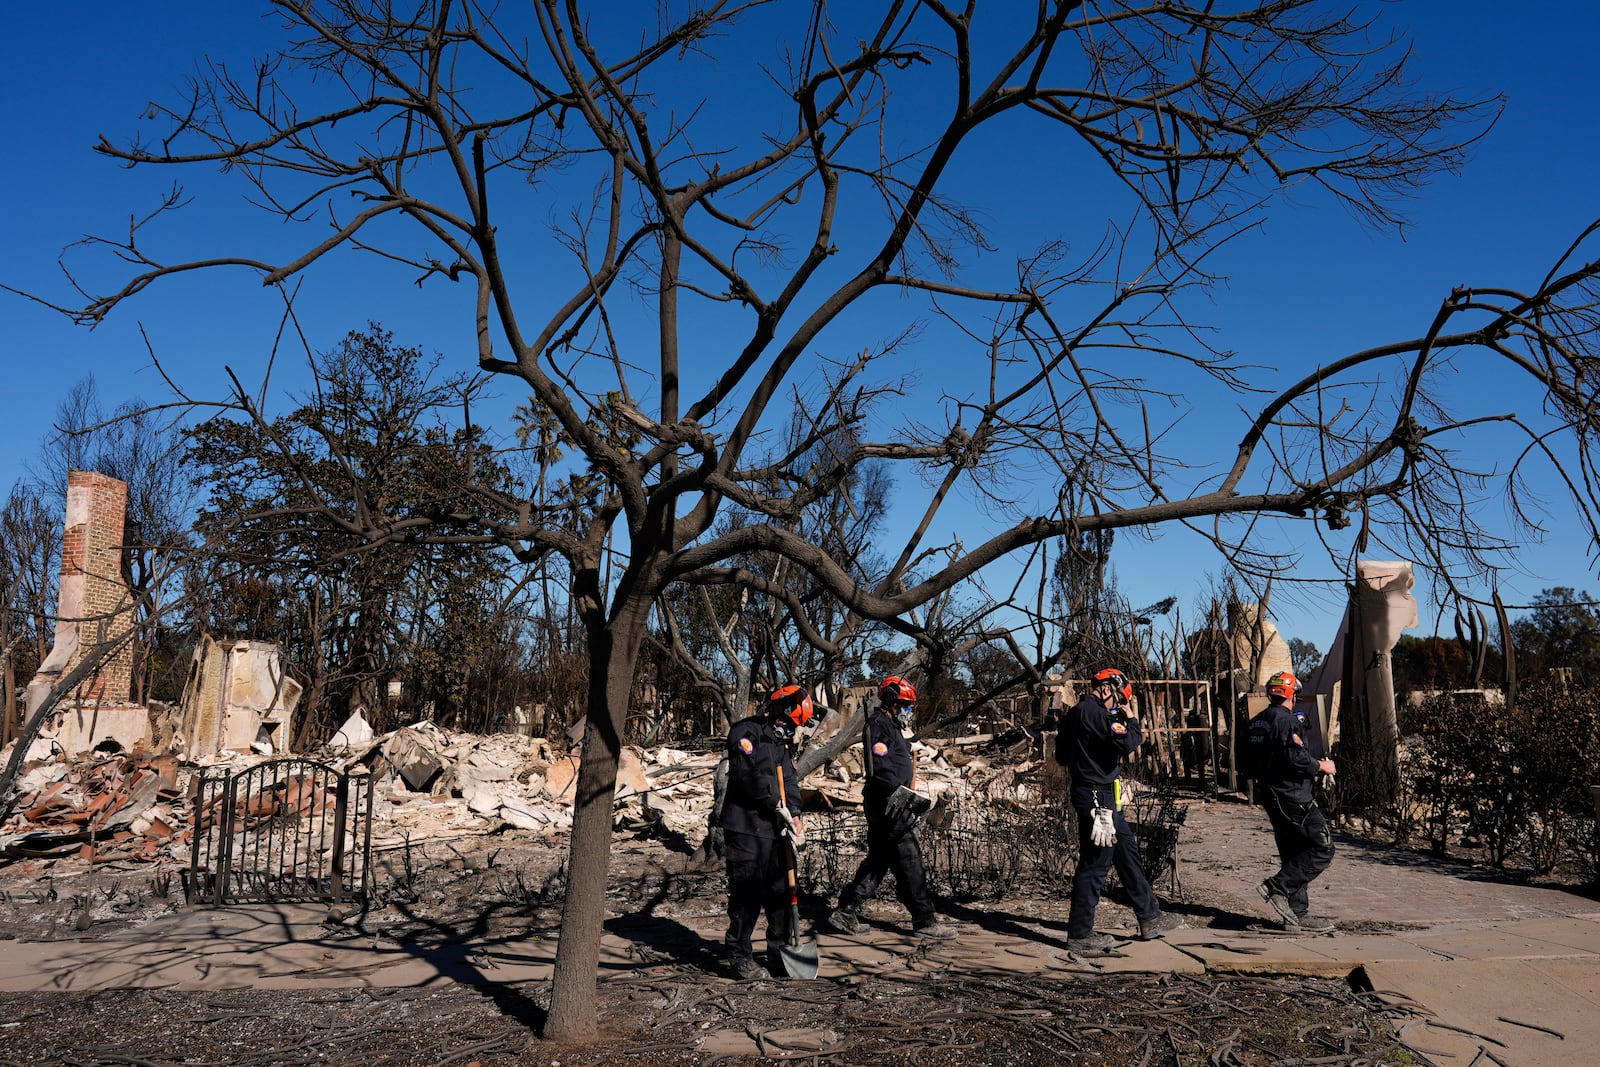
[1290,733,1304,747]
[738,737,754,754]
[1110,722,1128,735]
[873,741,889,756]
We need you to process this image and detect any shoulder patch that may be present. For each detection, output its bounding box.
[1290,733,1304,747]
[738,737,754,754]
[1110,722,1128,735]
[873,741,889,756]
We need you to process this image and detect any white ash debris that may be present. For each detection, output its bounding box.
[3,720,1038,866]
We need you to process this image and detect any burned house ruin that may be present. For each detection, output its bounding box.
[17,471,299,761]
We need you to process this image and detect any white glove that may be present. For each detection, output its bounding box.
[776,806,806,851]
[1090,806,1117,848]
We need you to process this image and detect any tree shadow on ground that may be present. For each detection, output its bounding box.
[939,897,1257,950]
[602,866,731,976]
[1333,832,1600,899]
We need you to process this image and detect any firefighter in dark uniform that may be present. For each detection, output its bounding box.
[719,685,813,979]
[824,676,957,940]
[1247,670,1337,932]
[1060,667,1183,953]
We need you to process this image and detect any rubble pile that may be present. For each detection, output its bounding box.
[1,718,1045,868]
[2,749,184,863]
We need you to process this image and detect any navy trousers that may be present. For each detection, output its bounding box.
[1261,792,1335,918]
[1067,783,1159,938]
[835,805,937,927]
[724,829,793,960]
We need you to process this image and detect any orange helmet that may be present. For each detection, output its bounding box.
[1093,668,1133,703]
[767,684,815,728]
[1265,671,1299,699]
[878,675,917,706]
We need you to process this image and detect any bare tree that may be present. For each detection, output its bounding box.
[0,484,61,742]
[654,400,899,729]
[20,1,1600,1040]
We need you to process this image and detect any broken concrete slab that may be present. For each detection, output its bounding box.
[544,754,580,803]
[1403,915,1600,960]
[1090,936,1208,975]
[1172,928,1436,975]
[698,1027,842,1057]
[382,726,448,792]
[1366,958,1600,1067]
[499,796,570,833]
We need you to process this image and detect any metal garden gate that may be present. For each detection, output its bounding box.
[188,758,373,906]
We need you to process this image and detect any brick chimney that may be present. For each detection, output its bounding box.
[26,471,136,709]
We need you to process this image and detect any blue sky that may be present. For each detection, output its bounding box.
[3,2,1598,657]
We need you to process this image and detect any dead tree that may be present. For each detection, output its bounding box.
[18,1,1600,1042]
[0,485,61,743]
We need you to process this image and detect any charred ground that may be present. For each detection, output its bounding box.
[0,800,1438,1067]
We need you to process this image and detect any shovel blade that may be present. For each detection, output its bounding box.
[778,937,820,980]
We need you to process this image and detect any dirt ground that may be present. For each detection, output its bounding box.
[0,969,1415,1066]
[0,794,1447,1067]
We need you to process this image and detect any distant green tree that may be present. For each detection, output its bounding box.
[1392,635,1479,703]
[184,325,528,739]
[1288,638,1322,679]
[1509,588,1600,684]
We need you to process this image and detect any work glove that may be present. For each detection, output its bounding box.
[1090,805,1117,848]
[777,806,807,851]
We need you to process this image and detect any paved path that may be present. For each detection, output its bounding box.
[2,798,1596,1065]
[1178,796,1596,926]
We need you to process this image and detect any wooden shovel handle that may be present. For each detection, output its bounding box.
[776,763,796,883]
[776,763,804,948]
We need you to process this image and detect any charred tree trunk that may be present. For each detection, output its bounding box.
[1,641,15,750]
[544,592,651,1042]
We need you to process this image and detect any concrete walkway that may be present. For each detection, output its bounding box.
[1,799,1596,1065]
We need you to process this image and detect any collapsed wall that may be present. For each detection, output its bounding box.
[179,636,302,756]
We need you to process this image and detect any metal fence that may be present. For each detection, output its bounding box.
[188,758,373,907]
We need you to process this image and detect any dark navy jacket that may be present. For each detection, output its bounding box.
[861,709,915,806]
[1245,701,1321,803]
[719,715,803,839]
[1058,694,1141,787]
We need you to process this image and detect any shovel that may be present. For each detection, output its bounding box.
[774,764,819,979]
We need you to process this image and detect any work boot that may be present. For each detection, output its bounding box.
[1257,881,1298,927]
[825,909,867,935]
[1294,913,1335,933]
[728,954,767,981]
[1066,932,1118,955]
[912,920,958,940]
[1137,911,1185,940]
